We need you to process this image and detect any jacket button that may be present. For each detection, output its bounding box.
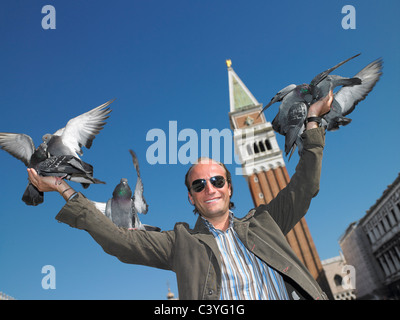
[208,289,214,295]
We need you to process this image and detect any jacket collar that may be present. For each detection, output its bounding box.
[192,213,250,247]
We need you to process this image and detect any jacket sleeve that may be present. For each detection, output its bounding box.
[262,127,325,235]
[55,193,175,270]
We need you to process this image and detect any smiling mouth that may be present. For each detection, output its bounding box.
[205,198,220,203]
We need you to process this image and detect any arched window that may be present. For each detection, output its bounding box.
[265,139,272,150]
[334,274,343,287]
[254,143,260,154]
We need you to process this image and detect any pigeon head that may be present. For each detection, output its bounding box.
[112,178,132,200]
[296,84,313,103]
[42,133,53,143]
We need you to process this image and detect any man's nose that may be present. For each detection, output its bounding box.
[204,180,217,193]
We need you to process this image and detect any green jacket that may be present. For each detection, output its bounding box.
[56,127,328,300]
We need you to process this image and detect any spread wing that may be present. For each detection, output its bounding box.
[57,99,114,156]
[129,149,149,215]
[335,58,383,116]
[258,84,297,118]
[0,132,35,166]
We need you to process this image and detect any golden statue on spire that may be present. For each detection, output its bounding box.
[226,59,232,68]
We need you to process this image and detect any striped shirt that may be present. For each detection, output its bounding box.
[202,213,289,300]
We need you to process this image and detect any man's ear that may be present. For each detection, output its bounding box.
[188,191,195,205]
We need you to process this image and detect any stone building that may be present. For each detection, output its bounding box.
[340,173,400,299]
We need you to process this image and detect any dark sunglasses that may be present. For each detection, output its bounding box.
[190,175,226,193]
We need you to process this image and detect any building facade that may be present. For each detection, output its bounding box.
[340,173,400,299]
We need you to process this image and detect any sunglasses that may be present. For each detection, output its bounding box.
[190,175,226,193]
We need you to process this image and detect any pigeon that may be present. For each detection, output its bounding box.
[0,99,113,206]
[258,54,381,158]
[92,150,160,231]
[263,84,313,157]
[35,155,106,187]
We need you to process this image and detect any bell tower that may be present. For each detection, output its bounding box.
[227,60,332,298]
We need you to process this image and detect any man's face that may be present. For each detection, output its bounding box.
[187,160,231,220]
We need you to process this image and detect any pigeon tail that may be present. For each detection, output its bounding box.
[22,183,44,206]
[327,116,352,131]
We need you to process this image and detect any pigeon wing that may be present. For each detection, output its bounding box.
[57,99,114,156]
[91,200,107,215]
[335,58,383,116]
[105,198,112,219]
[0,133,35,167]
[129,149,149,215]
[310,53,361,86]
[257,84,297,118]
[284,102,307,156]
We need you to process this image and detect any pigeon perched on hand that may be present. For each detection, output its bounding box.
[0,99,113,206]
[262,84,313,157]
[92,150,160,231]
[35,155,105,187]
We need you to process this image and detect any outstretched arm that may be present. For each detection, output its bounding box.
[27,168,175,270]
[263,91,333,234]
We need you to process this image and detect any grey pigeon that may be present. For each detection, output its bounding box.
[292,57,383,155]
[93,150,160,231]
[265,84,313,158]
[36,155,106,187]
[259,54,380,158]
[42,99,113,158]
[0,99,113,206]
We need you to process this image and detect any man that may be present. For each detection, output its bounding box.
[28,91,333,300]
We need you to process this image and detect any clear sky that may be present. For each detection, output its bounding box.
[0,0,399,300]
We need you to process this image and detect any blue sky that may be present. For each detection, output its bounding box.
[0,0,399,300]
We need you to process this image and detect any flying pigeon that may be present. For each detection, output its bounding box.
[0,99,113,206]
[92,150,160,231]
[259,54,361,158]
[291,58,383,155]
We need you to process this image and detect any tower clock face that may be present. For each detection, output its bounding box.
[245,116,254,126]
